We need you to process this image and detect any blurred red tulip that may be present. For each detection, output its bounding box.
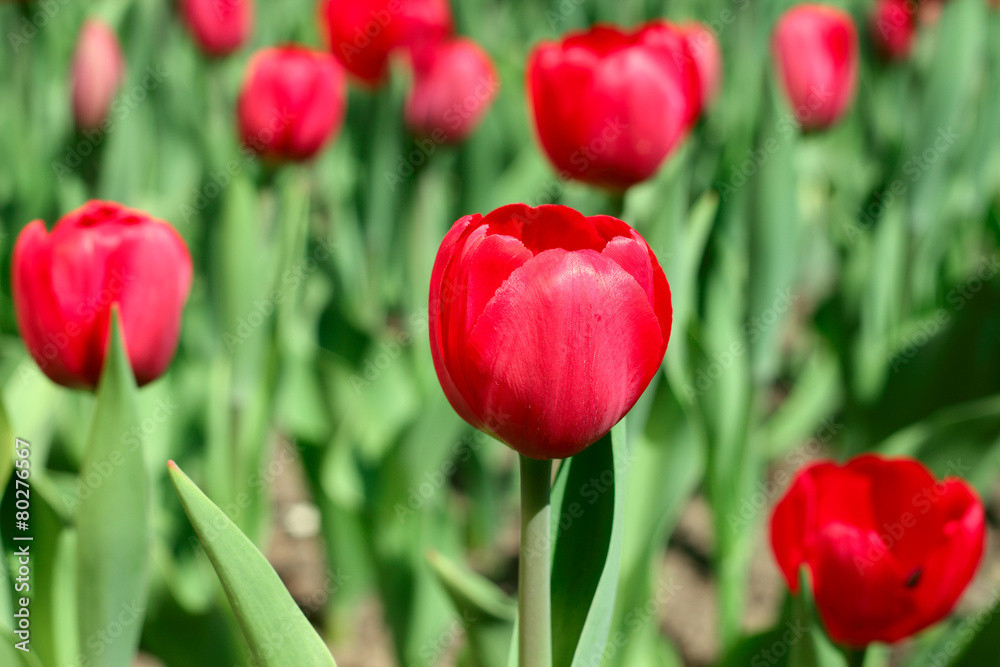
[870,0,917,60]
[527,22,700,190]
[772,4,858,130]
[429,204,672,460]
[13,201,192,390]
[404,38,499,142]
[319,0,452,85]
[71,19,124,130]
[180,0,254,57]
[237,46,347,163]
[677,22,722,113]
[771,455,985,646]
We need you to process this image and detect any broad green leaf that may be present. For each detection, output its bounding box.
[550,419,628,667]
[168,461,337,667]
[76,312,147,667]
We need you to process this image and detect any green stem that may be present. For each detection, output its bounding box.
[518,455,553,667]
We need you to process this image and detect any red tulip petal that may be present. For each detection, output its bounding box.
[460,248,662,458]
[810,522,912,646]
[430,214,480,425]
[482,204,606,254]
[440,225,534,426]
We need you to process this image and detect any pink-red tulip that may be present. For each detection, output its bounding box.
[677,22,722,114]
[870,0,917,60]
[13,201,192,389]
[771,455,985,646]
[180,0,254,57]
[405,38,499,142]
[772,5,858,130]
[429,204,672,460]
[527,22,700,190]
[237,46,347,163]
[71,20,125,130]
[320,0,452,85]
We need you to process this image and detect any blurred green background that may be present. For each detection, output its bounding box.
[2,0,1000,665]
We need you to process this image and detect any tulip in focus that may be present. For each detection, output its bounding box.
[429,204,672,460]
[13,201,193,390]
[677,22,722,114]
[527,22,700,190]
[238,46,347,163]
[71,19,125,130]
[405,38,499,143]
[320,0,452,85]
[771,455,985,646]
[181,0,254,57]
[772,4,858,130]
[870,0,917,60]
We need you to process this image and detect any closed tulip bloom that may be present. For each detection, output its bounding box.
[771,455,985,646]
[772,5,858,130]
[429,204,672,460]
[871,0,917,60]
[71,20,124,130]
[180,0,254,57]
[405,38,498,142]
[527,22,700,190]
[238,46,347,163]
[320,0,452,85]
[677,22,722,113]
[13,201,192,390]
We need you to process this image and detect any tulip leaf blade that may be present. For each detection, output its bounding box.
[77,311,148,667]
[550,419,627,667]
[426,550,515,667]
[167,461,337,667]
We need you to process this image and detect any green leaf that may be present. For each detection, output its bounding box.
[550,419,628,667]
[167,461,337,667]
[76,311,147,667]
[426,550,515,667]
[0,628,45,667]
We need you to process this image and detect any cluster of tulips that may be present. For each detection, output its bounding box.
[11,0,992,665]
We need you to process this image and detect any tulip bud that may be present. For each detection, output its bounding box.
[180,0,254,57]
[429,204,672,460]
[404,38,499,143]
[870,0,917,60]
[71,20,125,130]
[237,46,347,163]
[772,5,858,130]
[319,0,452,85]
[527,22,700,190]
[13,201,192,390]
[677,22,722,114]
[771,455,985,646]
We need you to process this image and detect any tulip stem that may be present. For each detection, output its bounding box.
[518,455,553,667]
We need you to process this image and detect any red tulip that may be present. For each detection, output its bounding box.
[71,19,125,130]
[237,46,347,163]
[320,0,452,85]
[677,22,722,113]
[180,0,254,57]
[772,5,858,130]
[527,22,700,190]
[429,204,672,460]
[404,38,499,142]
[770,455,985,646]
[870,0,917,60]
[13,201,192,390]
